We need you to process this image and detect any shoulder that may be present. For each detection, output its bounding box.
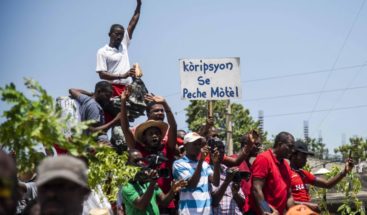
[97,45,108,54]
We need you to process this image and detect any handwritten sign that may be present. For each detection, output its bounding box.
[179,58,241,100]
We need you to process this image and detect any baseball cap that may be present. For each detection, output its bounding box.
[294,140,315,156]
[36,155,88,188]
[183,132,205,144]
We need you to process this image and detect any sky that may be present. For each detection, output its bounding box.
[1,0,367,152]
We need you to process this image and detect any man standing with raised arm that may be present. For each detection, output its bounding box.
[96,0,142,96]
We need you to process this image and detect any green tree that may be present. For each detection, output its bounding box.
[0,79,137,201]
[185,100,269,151]
[334,137,367,161]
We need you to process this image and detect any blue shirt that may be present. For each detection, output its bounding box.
[173,156,213,215]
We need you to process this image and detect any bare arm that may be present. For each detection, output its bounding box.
[186,159,204,189]
[127,0,142,39]
[90,112,121,132]
[120,90,136,149]
[133,182,156,210]
[211,168,236,206]
[252,177,267,214]
[209,148,221,187]
[69,88,82,99]
[144,94,177,152]
[97,71,131,81]
[232,183,245,210]
[313,159,353,189]
[157,180,187,207]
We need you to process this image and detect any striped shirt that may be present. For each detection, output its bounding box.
[173,156,213,215]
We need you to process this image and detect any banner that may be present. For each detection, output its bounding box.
[179,57,241,100]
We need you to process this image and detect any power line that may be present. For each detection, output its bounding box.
[242,63,367,83]
[164,63,367,98]
[265,104,367,118]
[316,61,367,129]
[308,0,366,121]
[244,85,367,102]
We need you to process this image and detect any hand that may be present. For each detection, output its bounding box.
[206,117,214,127]
[146,169,158,183]
[128,67,136,78]
[171,180,187,193]
[345,158,354,174]
[144,94,166,104]
[200,146,209,161]
[120,86,131,101]
[226,167,239,182]
[211,147,220,164]
[231,182,241,193]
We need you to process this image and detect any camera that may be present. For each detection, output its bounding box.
[135,153,170,181]
[207,137,225,153]
[226,169,251,182]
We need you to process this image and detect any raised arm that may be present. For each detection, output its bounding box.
[157,180,187,207]
[120,89,136,149]
[127,0,142,39]
[209,148,220,187]
[211,168,236,206]
[145,94,177,152]
[313,158,354,189]
[185,146,208,189]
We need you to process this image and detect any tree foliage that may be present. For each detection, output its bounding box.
[0,79,136,201]
[334,137,367,161]
[185,100,269,151]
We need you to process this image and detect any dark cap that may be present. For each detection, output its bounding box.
[294,141,314,156]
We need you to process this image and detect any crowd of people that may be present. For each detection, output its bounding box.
[0,0,355,215]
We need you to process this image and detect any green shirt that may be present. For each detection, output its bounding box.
[121,182,162,215]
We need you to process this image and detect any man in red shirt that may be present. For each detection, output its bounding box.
[290,141,354,211]
[252,132,295,215]
[120,90,178,214]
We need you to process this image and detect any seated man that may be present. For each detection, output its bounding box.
[121,149,186,215]
[69,81,120,144]
[173,132,220,214]
[290,141,353,211]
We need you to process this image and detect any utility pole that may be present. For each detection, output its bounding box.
[226,100,233,155]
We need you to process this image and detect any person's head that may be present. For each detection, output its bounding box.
[273,131,295,160]
[290,141,314,169]
[94,81,113,107]
[135,120,168,150]
[146,103,165,121]
[108,24,125,49]
[0,150,18,215]
[177,130,186,140]
[208,138,225,163]
[240,130,262,157]
[127,149,144,167]
[36,155,90,215]
[184,132,206,158]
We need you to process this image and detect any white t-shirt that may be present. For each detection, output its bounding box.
[96,31,132,85]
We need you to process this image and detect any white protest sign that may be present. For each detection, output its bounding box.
[179,58,241,100]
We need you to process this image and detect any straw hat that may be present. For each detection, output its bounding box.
[134,120,168,144]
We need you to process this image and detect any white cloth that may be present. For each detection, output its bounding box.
[96,30,132,85]
[82,185,112,215]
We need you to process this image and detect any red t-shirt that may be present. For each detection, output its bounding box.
[238,160,252,213]
[290,169,315,202]
[251,149,292,214]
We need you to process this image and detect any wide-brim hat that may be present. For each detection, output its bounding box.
[134,120,168,144]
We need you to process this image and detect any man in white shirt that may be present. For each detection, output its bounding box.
[96,0,142,96]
